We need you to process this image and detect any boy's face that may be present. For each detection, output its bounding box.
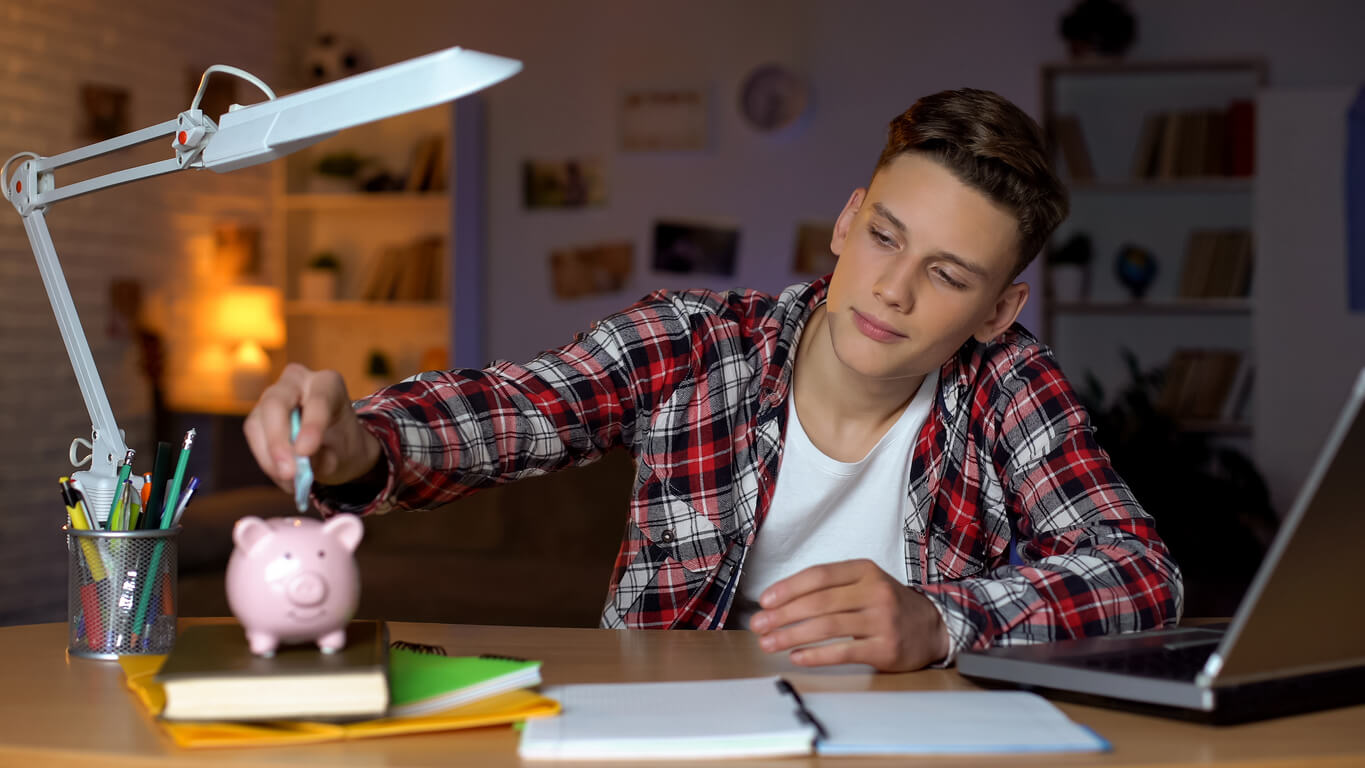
[825,152,1029,384]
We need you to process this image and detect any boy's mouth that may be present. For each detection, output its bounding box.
[851,309,905,342]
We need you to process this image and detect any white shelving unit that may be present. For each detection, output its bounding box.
[271,103,454,398]
[1040,59,1267,437]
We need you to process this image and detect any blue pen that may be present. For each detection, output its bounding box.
[170,476,199,528]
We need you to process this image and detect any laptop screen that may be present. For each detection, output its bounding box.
[1208,369,1365,685]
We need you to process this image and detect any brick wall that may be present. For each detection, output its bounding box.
[0,0,279,624]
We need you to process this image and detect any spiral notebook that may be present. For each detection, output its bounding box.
[518,676,1106,759]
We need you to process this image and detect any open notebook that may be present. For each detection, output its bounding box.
[518,676,1107,759]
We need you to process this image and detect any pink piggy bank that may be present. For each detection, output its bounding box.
[226,514,364,657]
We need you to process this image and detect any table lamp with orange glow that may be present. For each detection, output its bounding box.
[213,285,285,401]
[3,47,521,522]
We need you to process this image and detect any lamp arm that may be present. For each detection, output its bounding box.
[4,112,214,520]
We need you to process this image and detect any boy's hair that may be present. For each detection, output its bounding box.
[876,88,1068,278]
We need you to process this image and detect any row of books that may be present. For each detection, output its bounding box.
[1157,348,1254,425]
[1179,229,1253,298]
[1050,100,1255,182]
[360,235,445,301]
[1131,101,1255,179]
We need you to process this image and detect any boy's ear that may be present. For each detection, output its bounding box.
[830,188,866,256]
[973,281,1030,343]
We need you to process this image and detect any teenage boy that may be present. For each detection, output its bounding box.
[245,88,1183,672]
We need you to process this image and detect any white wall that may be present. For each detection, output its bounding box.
[0,0,278,624]
[1254,88,1365,513]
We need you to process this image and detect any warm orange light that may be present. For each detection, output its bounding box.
[212,285,284,348]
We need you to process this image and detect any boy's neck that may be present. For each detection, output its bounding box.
[791,305,929,462]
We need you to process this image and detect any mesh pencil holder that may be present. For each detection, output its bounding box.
[64,525,180,659]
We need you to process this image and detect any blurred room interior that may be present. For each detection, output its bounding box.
[2,0,1363,627]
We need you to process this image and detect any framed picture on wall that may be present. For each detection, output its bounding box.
[80,83,130,141]
[549,240,634,299]
[523,158,606,208]
[619,87,708,152]
[652,220,739,276]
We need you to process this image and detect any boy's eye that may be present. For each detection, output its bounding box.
[933,267,968,290]
[867,225,895,247]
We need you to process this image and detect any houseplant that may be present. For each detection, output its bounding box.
[1078,350,1278,616]
[299,251,342,302]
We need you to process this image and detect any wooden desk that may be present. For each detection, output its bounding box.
[2,620,1363,767]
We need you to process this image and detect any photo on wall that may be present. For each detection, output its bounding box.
[792,220,837,275]
[549,240,634,299]
[80,83,130,141]
[652,221,739,276]
[523,158,606,209]
[619,87,708,151]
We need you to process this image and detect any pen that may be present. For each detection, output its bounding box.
[776,678,829,742]
[107,449,136,530]
[170,476,199,528]
[159,429,195,530]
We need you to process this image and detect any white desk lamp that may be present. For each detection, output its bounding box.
[3,46,522,523]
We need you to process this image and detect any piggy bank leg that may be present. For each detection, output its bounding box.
[246,631,279,658]
[317,628,346,654]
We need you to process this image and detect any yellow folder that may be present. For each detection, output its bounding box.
[119,654,560,749]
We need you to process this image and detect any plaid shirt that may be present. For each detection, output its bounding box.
[326,277,1183,663]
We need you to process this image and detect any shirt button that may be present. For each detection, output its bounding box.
[660,528,676,543]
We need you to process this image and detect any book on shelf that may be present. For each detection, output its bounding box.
[1157,348,1247,424]
[156,621,389,722]
[1132,102,1254,181]
[404,134,446,192]
[360,235,445,302]
[1051,114,1094,182]
[1178,229,1253,298]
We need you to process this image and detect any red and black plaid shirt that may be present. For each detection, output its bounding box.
[323,277,1183,663]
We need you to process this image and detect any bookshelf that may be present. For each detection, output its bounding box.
[271,104,454,398]
[1039,59,1267,435]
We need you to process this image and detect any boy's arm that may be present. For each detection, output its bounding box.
[312,294,692,516]
[915,354,1185,665]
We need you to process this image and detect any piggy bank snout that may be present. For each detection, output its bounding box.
[286,572,328,606]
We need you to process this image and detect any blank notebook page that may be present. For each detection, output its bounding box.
[519,676,816,760]
[805,690,1109,755]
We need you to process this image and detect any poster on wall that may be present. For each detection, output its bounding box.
[80,83,130,141]
[550,240,634,299]
[652,220,739,276]
[523,158,606,208]
[619,87,708,151]
[792,221,837,275]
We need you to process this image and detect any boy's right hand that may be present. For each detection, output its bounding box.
[244,363,383,493]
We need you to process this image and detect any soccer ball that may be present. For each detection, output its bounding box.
[303,34,368,84]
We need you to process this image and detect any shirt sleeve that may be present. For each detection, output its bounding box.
[916,348,1185,665]
[312,293,693,517]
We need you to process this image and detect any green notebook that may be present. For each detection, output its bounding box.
[388,646,542,718]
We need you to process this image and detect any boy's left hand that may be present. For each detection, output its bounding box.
[749,559,950,672]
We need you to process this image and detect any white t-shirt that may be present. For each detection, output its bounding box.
[731,368,939,628]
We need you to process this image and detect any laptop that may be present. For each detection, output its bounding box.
[957,368,1365,724]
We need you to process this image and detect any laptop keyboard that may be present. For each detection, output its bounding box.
[1072,641,1218,680]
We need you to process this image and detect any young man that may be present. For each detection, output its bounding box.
[245,89,1183,672]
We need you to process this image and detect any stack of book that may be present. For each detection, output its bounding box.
[359,235,445,302]
[132,621,555,748]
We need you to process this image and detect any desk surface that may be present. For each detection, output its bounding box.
[2,620,1363,768]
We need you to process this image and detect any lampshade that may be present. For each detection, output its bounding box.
[212,285,284,348]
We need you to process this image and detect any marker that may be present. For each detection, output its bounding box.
[60,480,106,581]
[159,429,195,530]
[107,449,136,530]
[290,408,313,513]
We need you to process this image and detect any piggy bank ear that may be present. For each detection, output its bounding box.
[232,516,273,554]
[322,513,364,553]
